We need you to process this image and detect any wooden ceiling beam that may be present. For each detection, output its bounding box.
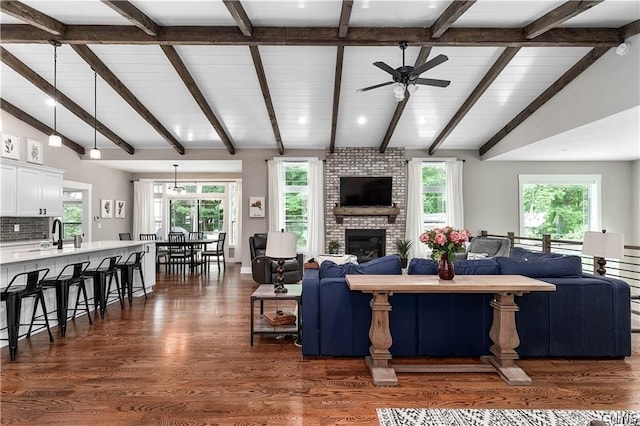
[524,1,603,39]
[329,46,344,154]
[621,19,640,38]
[431,0,476,38]
[249,46,284,155]
[0,1,66,36]
[0,47,134,154]
[379,46,432,153]
[222,0,253,36]
[71,44,185,155]
[479,47,609,157]
[428,47,520,155]
[100,0,159,36]
[160,45,236,155]
[0,98,85,155]
[338,0,354,38]
[0,25,623,47]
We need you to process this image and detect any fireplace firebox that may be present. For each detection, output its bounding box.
[345,229,385,263]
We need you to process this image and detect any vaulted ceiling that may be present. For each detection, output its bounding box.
[1,0,639,170]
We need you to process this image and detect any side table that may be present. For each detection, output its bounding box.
[250,284,302,346]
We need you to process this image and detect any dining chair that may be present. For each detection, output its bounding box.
[202,232,226,272]
[188,231,205,272]
[168,232,191,275]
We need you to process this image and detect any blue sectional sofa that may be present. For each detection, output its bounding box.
[301,249,631,359]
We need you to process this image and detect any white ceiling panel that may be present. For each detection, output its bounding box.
[442,47,592,149]
[174,45,277,148]
[130,0,236,26]
[243,0,342,26]
[18,0,129,25]
[349,0,450,27]
[259,46,335,149]
[454,1,563,28]
[561,0,640,27]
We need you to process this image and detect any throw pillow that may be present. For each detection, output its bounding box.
[467,252,489,260]
[316,254,358,266]
[407,258,437,275]
[319,255,401,278]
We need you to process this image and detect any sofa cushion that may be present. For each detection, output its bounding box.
[319,255,401,278]
[510,247,564,260]
[496,255,582,278]
[407,258,500,275]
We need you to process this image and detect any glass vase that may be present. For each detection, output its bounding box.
[438,253,455,280]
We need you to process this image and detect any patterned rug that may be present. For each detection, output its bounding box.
[377,408,640,426]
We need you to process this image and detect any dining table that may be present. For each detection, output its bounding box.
[155,238,217,273]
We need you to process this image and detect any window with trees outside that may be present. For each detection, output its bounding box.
[519,174,601,240]
[422,162,446,231]
[283,162,309,251]
[62,190,83,240]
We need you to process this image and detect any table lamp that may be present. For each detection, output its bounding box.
[582,230,624,276]
[265,230,297,293]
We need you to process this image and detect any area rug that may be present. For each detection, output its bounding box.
[377,408,640,426]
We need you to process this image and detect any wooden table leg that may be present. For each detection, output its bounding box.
[365,291,397,386]
[482,292,532,385]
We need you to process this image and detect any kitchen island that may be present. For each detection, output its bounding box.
[0,240,156,347]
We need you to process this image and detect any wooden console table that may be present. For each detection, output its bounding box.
[345,274,556,387]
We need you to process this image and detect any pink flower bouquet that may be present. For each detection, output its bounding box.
[419,227,471,261]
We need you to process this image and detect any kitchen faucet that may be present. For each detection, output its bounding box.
[52,218,63,249]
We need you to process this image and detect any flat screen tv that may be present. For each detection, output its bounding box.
[340,176,392,207]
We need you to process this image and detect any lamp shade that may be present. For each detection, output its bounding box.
[582,231,624,260]
[265,231,297,259]
[48,134,62,147]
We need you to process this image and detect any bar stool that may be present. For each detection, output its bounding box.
[1,268,54,361]
[39,261,93,337]
[81,255,123,319]
[117,251,147,306]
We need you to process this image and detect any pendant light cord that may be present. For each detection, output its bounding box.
[53,43,58,134]
[94,70,97,149]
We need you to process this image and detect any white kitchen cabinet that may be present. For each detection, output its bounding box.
[1,162,17,215]
[1,160,64,217]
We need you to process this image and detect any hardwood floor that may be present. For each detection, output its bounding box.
[2,263,639,425]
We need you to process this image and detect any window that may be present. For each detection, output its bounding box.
[283,162,309,251]
[62,190,83,239]
[519,174,601,240]
[421,162,446,230]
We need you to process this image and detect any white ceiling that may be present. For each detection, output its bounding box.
[1,0,639,174]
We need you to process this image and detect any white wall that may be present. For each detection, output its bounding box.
[633,160,640,245]
[1,111,134,241]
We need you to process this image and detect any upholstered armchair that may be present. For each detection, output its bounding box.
[456,236,512,260]
[250,233,304,284]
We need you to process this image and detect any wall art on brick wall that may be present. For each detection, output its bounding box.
[26,139,43,164]
[1,133,19,160]
[115,200,125,219]
[101,199,113,218]
[249,197,265,218]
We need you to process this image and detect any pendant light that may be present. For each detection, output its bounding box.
[89,70,101,159]
[169,164,185,195]
[48,40,62,147]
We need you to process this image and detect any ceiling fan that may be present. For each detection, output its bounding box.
[357,42,450,99]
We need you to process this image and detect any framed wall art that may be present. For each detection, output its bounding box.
[100,199,113,218]
[26,139,44,164]
[249,196,265,218]
[1,133,19,160]
[115,200,125,219]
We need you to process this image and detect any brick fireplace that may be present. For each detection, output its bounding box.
[324,147,406,258]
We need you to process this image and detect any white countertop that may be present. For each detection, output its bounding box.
[0,240,151,265]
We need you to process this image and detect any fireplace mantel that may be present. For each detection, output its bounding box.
[333,206,400,224]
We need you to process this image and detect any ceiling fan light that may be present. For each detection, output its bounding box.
[407,84,419,94]
[89,147,101,159]
[392,83,405,95]
[48,134,62,147]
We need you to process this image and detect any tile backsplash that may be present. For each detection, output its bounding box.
[0,217,50,243]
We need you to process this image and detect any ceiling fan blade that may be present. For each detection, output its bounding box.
[373,62,401,79]
[415,78,450,88]
[357,81,395,93]
[411,54,449,77]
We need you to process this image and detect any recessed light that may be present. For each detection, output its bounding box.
[361,0,370,9]
[298,116,307,124]
[45,98,56,107]
[357,116,367,125]
[298,1,305,8]
[418,117,426,125]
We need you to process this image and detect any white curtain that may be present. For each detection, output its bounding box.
[406,160,428,259]
[133,180,155,239]
[306,159,325,259]
[446,160,464,228]
[267,160,283,231]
